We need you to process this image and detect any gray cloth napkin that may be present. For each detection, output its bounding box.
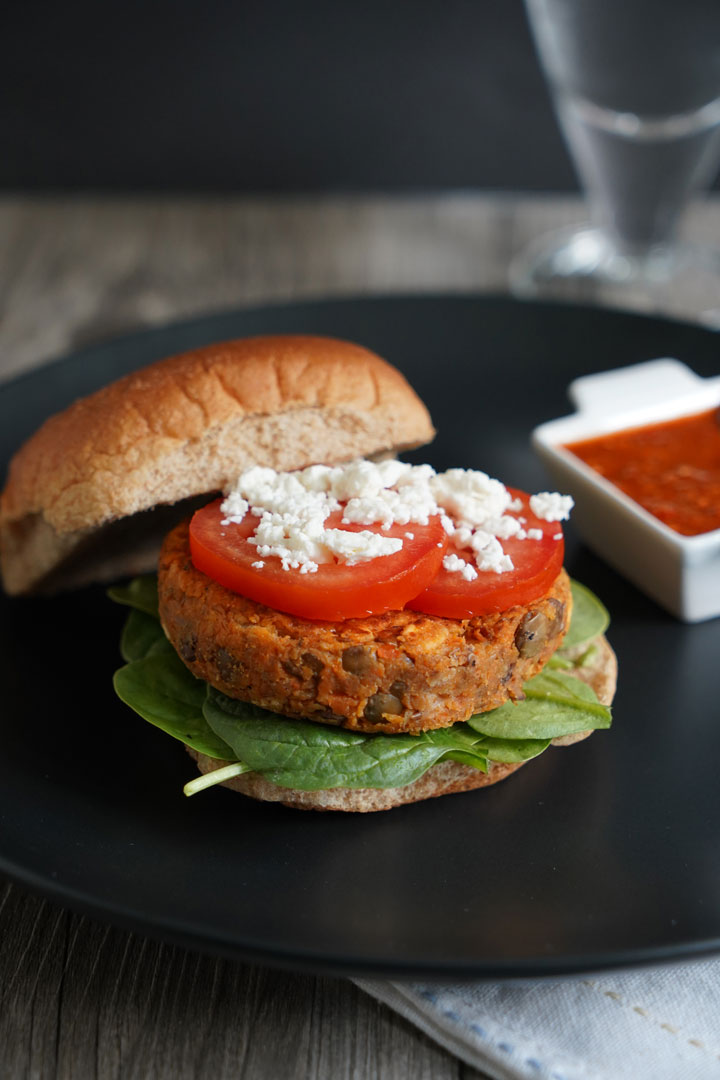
[355,960,720,1079]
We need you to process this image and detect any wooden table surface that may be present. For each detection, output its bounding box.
[1,192,718,1079]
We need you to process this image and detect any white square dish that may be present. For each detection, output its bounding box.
[531,358,720,623]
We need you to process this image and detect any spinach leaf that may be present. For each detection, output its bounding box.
[468,669,611,740]
[562,580,610,650]
[544,652,575,670]
[415,726,489,771]
[114,652,235,760]
[120,608,172,663]
[473,735,551,763]
[203,688,489,791]
[107,574,160,618]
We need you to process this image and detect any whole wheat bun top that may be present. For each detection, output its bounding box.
[0,335,435,595]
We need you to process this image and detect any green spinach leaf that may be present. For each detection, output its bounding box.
[114,652,234,759]
[562,580,610,650]
[107,574,160,618]
[120,608,172,663]
[473,735,551,763]
[203,689,489,790]
[468,669,611,740]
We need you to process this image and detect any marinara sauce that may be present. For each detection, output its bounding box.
[566,407,720,537]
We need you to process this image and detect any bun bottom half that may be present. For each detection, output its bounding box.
[184,635,617,812]
[186,748,528,812]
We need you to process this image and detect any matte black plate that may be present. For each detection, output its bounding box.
[2,296,719,978]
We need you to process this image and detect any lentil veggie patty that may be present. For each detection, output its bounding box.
[158,520,572,734]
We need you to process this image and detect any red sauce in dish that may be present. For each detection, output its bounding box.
[566,407,720,536]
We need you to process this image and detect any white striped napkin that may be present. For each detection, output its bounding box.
[355,959,720,1080]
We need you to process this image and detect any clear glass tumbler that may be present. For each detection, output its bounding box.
[510,0,720,322]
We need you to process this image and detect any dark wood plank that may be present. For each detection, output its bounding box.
[0,881,475,1079]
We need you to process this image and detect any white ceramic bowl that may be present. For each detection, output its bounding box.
[531,358,720,623]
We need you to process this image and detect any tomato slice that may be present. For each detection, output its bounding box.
[189,499,448,621]
[405,489,565,619]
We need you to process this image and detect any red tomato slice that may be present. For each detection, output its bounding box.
[189,499,448,621]
[406,489,565,619]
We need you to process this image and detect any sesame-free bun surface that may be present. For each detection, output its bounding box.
[187,634,617,812]
[0,335,435,594]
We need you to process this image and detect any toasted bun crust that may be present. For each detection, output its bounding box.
[187,634,617,811]
[0,336,435,595]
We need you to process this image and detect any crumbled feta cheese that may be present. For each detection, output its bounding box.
[443,553,478,581]
[472,535,514,574]
[219,460,571,575]
[322,528,402,564]
[430,469,511,526]
[341,480,438,527]
[494,515,524,540]
[530,491,574,522]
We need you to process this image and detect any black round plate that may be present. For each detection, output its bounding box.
[2,295,719,978]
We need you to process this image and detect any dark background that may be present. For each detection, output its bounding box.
[3,0,578,193]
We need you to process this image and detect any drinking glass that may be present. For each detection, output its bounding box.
[510,0,720,322]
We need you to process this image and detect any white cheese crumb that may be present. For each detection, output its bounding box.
[251,560,265,569]
[219,460,571,575]
[530,491,574,522]
[443,553,478,581]
[471,534,514,573]
[322,528,402,564]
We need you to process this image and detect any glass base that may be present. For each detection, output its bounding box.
[509,225,720,327]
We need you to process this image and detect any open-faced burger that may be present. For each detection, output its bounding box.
[0,335,616,811]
